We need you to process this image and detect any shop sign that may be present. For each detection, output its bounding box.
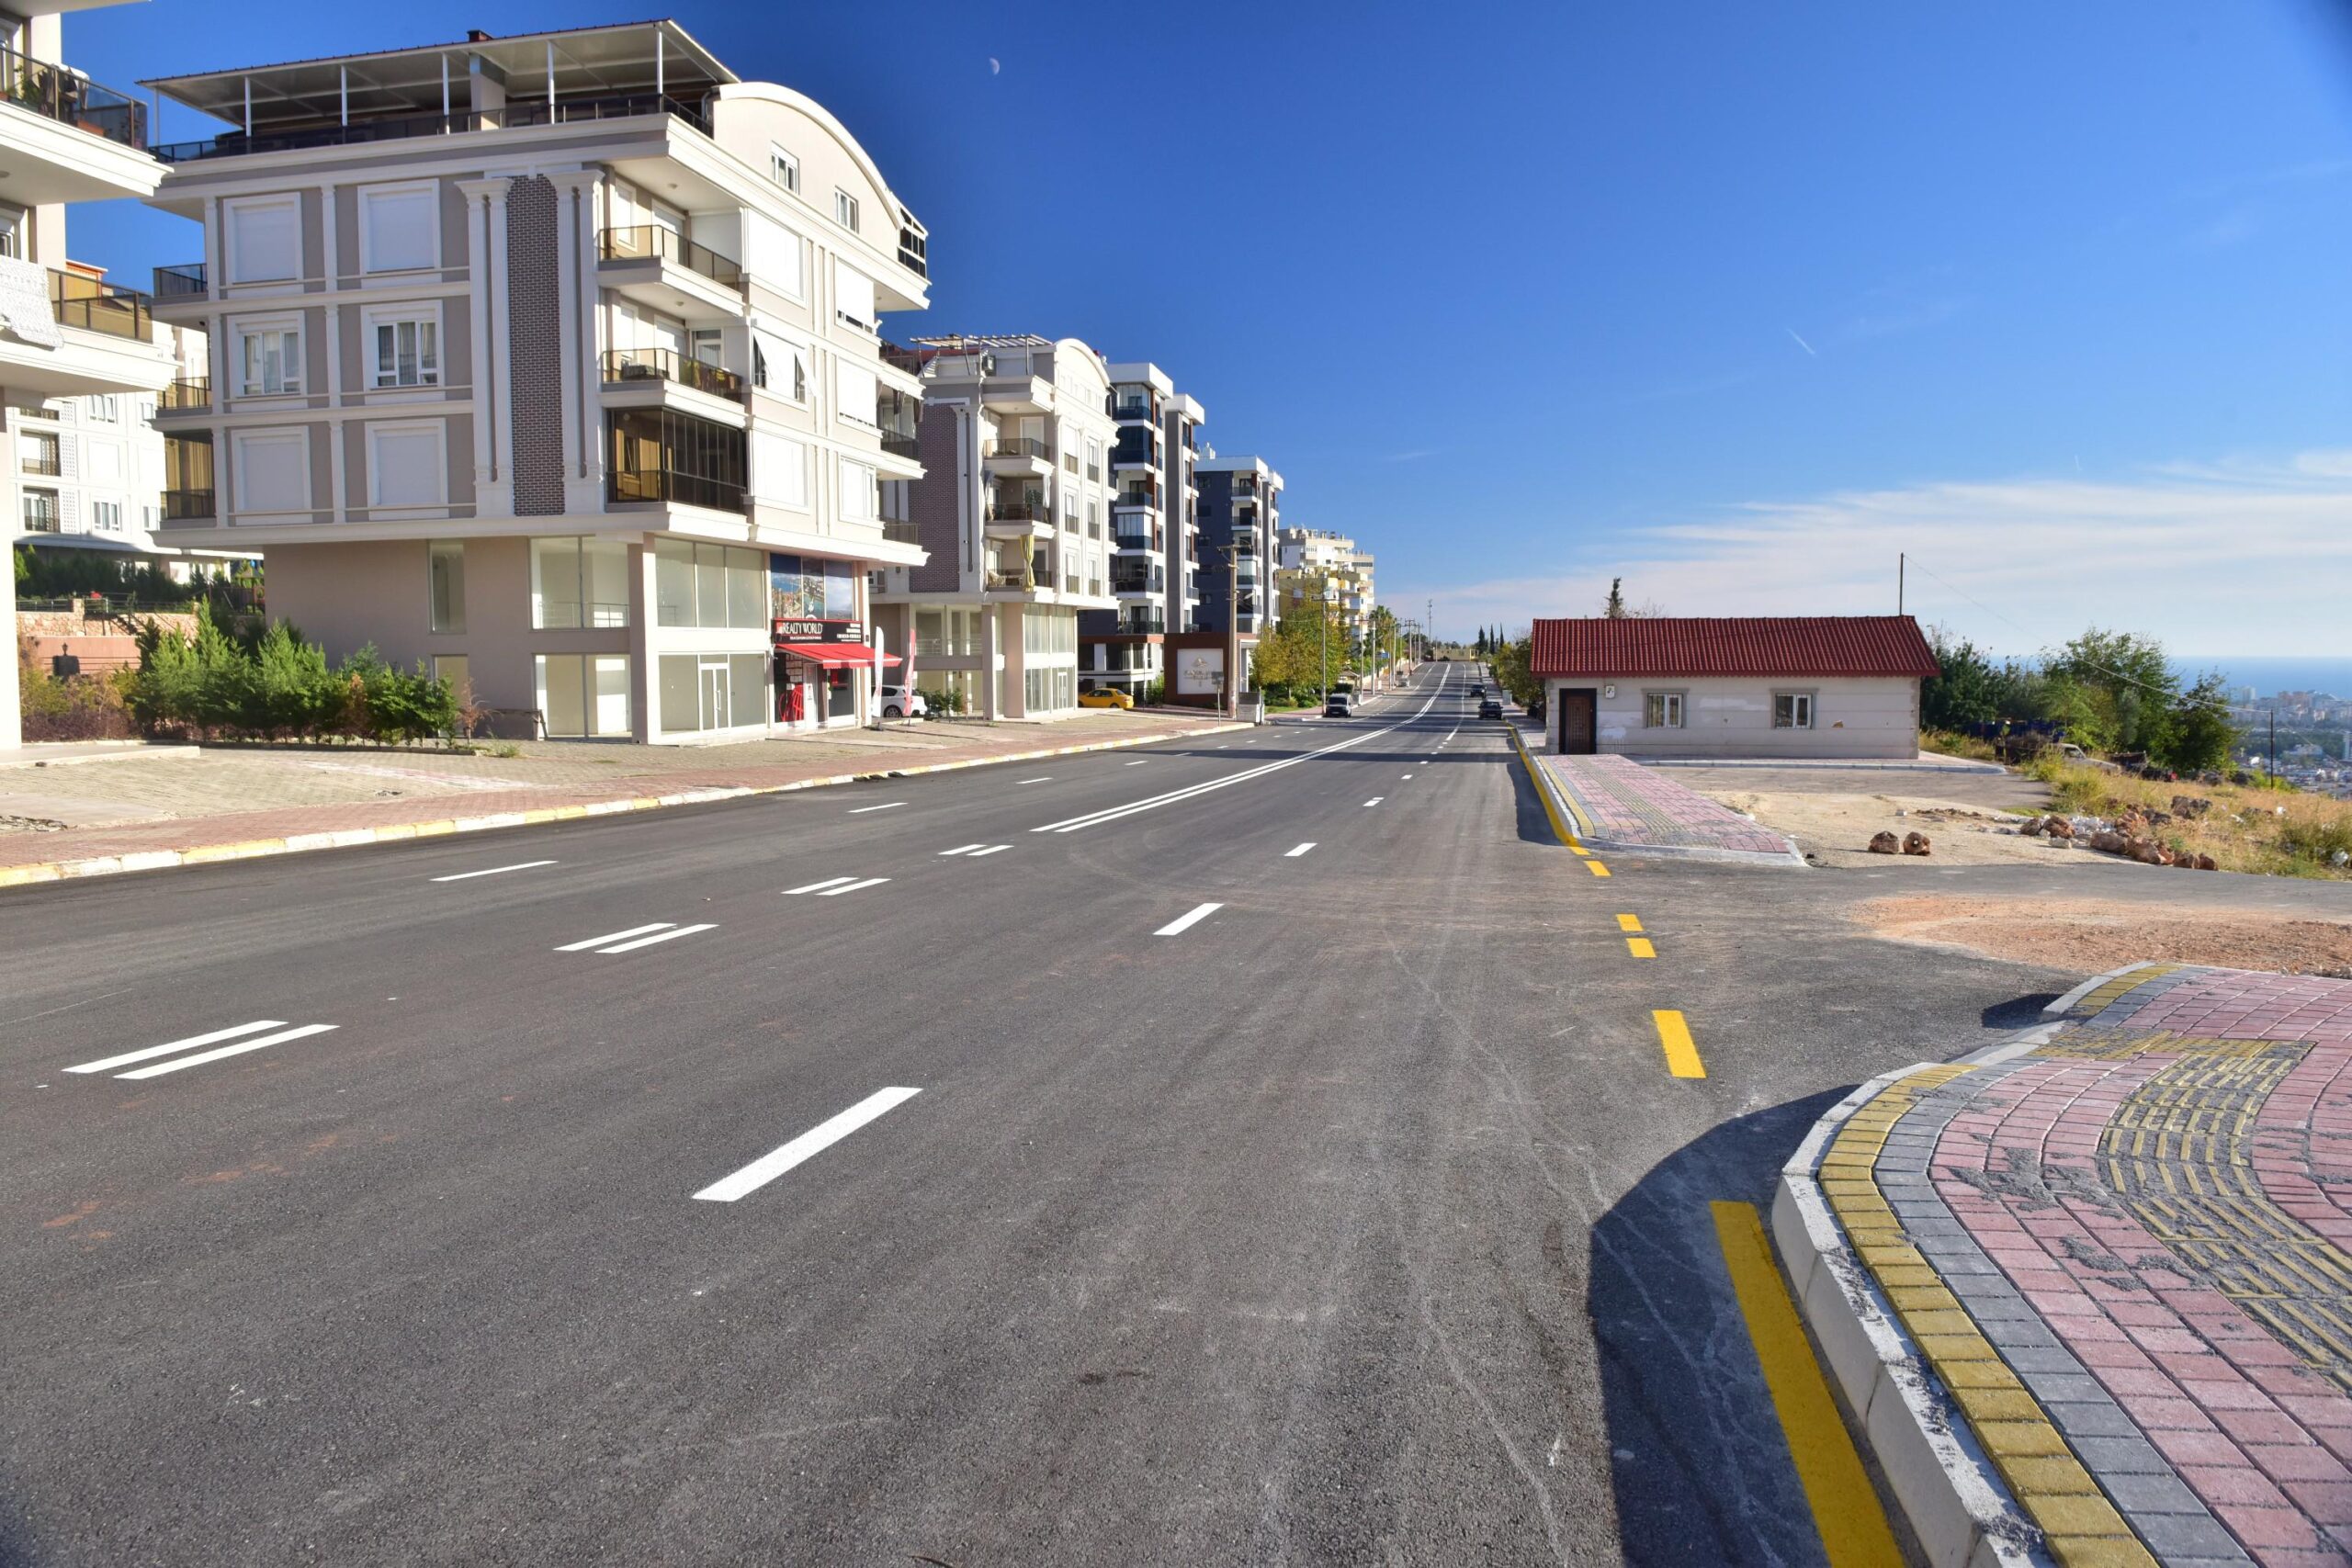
[1175,649,1225,695]
[771,618,866,645]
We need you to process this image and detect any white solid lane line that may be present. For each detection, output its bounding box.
[1154,902,1223,937]
[1402,773,1414,779]
[938,844,984,856]
[67,1019,288,1075]
[596,923,717,954]
[848,801,907,814]
[783,876,859,895]
[117,1022,339,1080]
[1286,843,1316,857]
[1364,797,1384,807]
[967,845,1010,857]
[1124,759,1148,766]
[816,877,889,896]
[556,922,673,952]
[429,859,558,883]
[693,1086,923,1203]
[1018,777,1052,784]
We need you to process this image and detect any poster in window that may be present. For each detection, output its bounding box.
[823,558,855,618]
[768,551,825,619]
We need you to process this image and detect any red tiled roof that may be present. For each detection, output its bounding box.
[1529,615,1939,680]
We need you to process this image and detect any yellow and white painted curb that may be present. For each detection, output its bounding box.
[1773,1061,2050,1568]
[0,721,1250,890]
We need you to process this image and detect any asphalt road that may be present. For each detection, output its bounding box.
[7,663,2312,1566]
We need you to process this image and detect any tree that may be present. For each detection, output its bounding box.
[1602,578,1628,618]
[2045,628,2179,757]
[1490,628,1543,711]
[1920,628,2001,729]
[2155,672,2237,773]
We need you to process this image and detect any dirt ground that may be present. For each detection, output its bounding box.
[1860,894,2352,976]
[1694,786,2086,869]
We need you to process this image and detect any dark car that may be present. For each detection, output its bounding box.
[1469,683,1485,696]
[1477,698,1504,719]
[1324,696,1352,718]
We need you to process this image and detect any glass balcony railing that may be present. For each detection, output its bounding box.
[598,224,741,288]
[0,44,145,149]
[154,262,206,299]
[878,428,919,459]
[50,270,152,341]
[153,93,710,164]
[601,347,746,401]
[609,465,744,513]
[159,378,210,413]
[161,489,215,521]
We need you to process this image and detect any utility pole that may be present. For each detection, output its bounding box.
[1898,552,1905,615]
[1227,543,1242,722]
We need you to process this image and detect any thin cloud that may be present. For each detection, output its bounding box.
[1390,449,2352,656]
[1784,328,1816,357]
[1380,447,1437,463]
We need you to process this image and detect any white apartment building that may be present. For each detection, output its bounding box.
[1275,525,1374,645]
[17,320,240,574]
[0,0,176,746]
[868,334,1120,718]
[1081,360,1204,701]
[140,20,930,742]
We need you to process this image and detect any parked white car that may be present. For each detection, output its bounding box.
[879,684,928,719]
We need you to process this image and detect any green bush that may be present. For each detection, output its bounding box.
[127,605,456,744]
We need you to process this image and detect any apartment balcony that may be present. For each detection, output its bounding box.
[1111,398,1157,425]
[1112,576,1164,600]
[607,408,746,514]
[1119,610,1166,635]
[0,271,173,400]
[597,224,744,321]
[984,498,1052,540]
[161,488,216,523]
[896,226,928,280]
[157,377,210,415]
[20,447,57,477]
[0,46,163,206]
[1113,530,1159,554]
[1114,490,1159,513]
[878,341,927,380]
[878,427,920,461]
[152,93,713,165]
[600,347,746,426]
[982,435,1053,477]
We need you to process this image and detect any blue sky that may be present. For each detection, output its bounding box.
[68,0,2352,655]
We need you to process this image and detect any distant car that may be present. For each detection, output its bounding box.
[1324,696,1352,718]
[878,684,927,719]
[1478,698,1504,719]
[1470,683,1485,697]
[1079,688,1135,709]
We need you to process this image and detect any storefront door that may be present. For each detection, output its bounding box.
[700,661,729,731]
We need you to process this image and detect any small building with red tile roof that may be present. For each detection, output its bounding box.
[1528,615,1939,758]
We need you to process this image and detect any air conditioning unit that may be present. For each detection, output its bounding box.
[978,352,997,376]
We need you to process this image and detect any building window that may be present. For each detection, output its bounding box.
[1644,691,1685,728]
[752,430,808,509]
[834,189,860,231]
[368,310,441,388]
[223,194,300,284]
[652,538,767,629]
[833,260,875,333]
[88,394,118,422]
[0,201,23,259]
[21,490,57,531]
[428,540,465,633]
[607,409,747,513]
[530,536,632,629]
[1773,692,1815,729]
[656,652,765,734]
[229,427,310,514]
[537,654,633,739]
[358,181,439,274]
[92,501,121,532]
[235,320,303,397]
[19,432,57,475]
[366,421,447,509]
[768,147,799,193]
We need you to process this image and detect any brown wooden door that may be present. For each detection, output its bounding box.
[1557,689,1597,754]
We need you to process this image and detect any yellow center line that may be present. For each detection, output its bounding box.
[1586,860,1611,877]
[1652,1010,1704,1077]
[1710,1201,1903,1567]
[1616,914,1644,932]
[1626,937,1657,959]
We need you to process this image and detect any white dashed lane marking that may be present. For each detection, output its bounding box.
[1154,902,1223,937]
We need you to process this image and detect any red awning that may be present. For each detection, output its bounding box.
[776,642,901,669]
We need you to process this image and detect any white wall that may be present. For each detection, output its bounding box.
[1546,674,1920,759]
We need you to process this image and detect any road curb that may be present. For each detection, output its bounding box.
[1772,1048,2052,1568]
[1506,722,1807,866]
[0,720,1250,890]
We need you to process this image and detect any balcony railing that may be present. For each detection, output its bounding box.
[878,429,920,460]
[153,93,711,164]
[984,437,1050,462]
[609,465,745,513]
[1121,611,1166,634]
[880,341,926,378]
[161,489,215,521]
[0,44,145,150]
[599,224,741,288]
[1114,532,1155,551]
[601,347,745,401]
[48,270,153,341]
[154,262,206,299]
[984,568,1034,592]
[1112,576,1163,596]
[20,450,58,476]
[1112,400,1155,423]
[987,500,1049,523]
[1114,491,1159,510]
[20,506,56,532]
[881,518,922,546]
[159,378,210,413]
[897,228,928,279]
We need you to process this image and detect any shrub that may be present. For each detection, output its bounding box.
[16,655,137,741]
[125,607,456,745]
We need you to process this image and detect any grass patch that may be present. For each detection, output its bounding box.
[2025,760,2352,878]
[1922,728,1999,762]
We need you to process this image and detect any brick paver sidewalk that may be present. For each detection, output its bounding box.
[0,711,1242,886]
[1528,748,1796,857]
[1805,964,2352,1565]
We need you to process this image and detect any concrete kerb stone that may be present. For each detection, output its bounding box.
[0,721,1251,889]
[1510,721,1809,867]
[1773,1055,2050,1568]
[2043,962,2157,1018]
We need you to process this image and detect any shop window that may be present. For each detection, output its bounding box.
[428,540,466,633]
[532,536,631,628]
[537,654,631,738]
[653,537,765,628]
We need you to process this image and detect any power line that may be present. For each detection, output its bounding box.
[1904,552,2197,703]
